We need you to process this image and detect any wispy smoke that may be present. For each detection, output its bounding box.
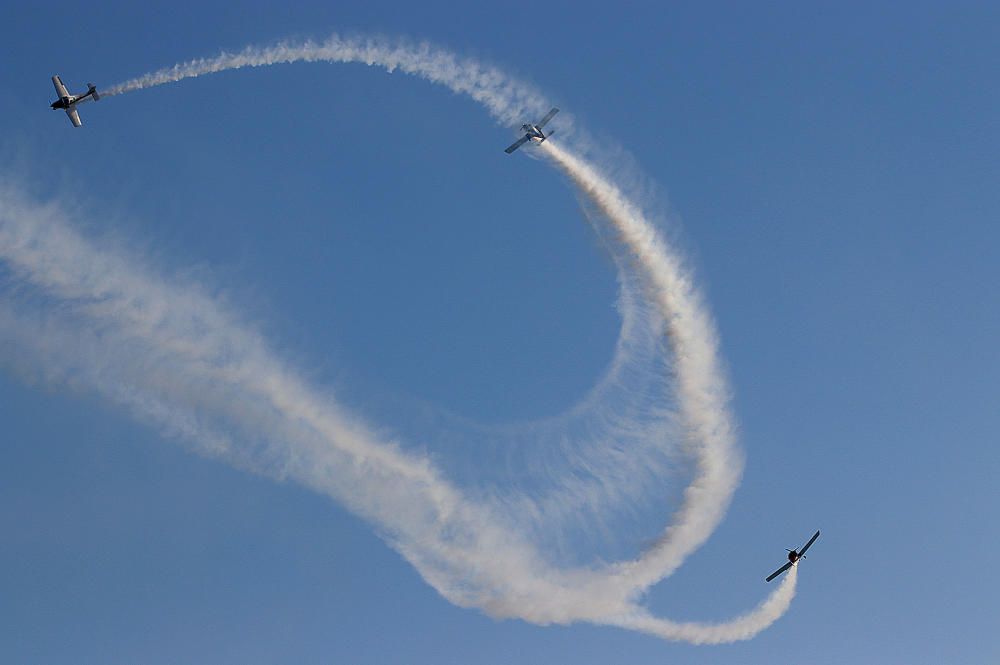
[615,566,798,644]
[104,34,554,129]
[0,34,800,643]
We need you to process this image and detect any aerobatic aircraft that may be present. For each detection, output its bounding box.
[50,75,99,127]
[765,530,820,582]
[504,107,559,153]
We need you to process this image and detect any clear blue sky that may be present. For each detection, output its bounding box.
[2,2,998,663]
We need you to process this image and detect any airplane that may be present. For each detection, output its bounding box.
[50,75,99,127]
[765,529,820,582]
[504,107,559,154]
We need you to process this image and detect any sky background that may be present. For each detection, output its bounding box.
[1,1,998,663]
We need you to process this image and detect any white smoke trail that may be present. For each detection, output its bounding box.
[616,566,798,644]
[104,34,553,128]
[0,34,801,642]
[109,33,679,550]
[539,140,742,592]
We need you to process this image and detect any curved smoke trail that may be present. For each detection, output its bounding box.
[0,34,799,642]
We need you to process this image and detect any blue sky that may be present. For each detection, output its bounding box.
[2,2,998,663]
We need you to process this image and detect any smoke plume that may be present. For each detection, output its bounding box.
[0,34,801,643]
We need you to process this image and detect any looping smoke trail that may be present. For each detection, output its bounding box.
[615,566,798,644]
[0,34,800,643]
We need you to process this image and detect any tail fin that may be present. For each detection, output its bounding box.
[88,84,100,101]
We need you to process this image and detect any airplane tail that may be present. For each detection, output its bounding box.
[88,84,100,101]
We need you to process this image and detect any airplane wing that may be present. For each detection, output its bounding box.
[65,107,82,127]
[799,530,820,557]
[52,75,70,99]
[505,135,531,154]
[536,107,559,128]
[765,561,793,582]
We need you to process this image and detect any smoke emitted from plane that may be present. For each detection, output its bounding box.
[103,35,554,129]
[615,566,799,644]
[0,34,800,643]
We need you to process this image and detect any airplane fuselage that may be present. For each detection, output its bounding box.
[504,108,558,154]
[51,85,97,111]
[49,77,99,127]
[522,123,546,140]
[50,91,96,110]
[766,530,819,582]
